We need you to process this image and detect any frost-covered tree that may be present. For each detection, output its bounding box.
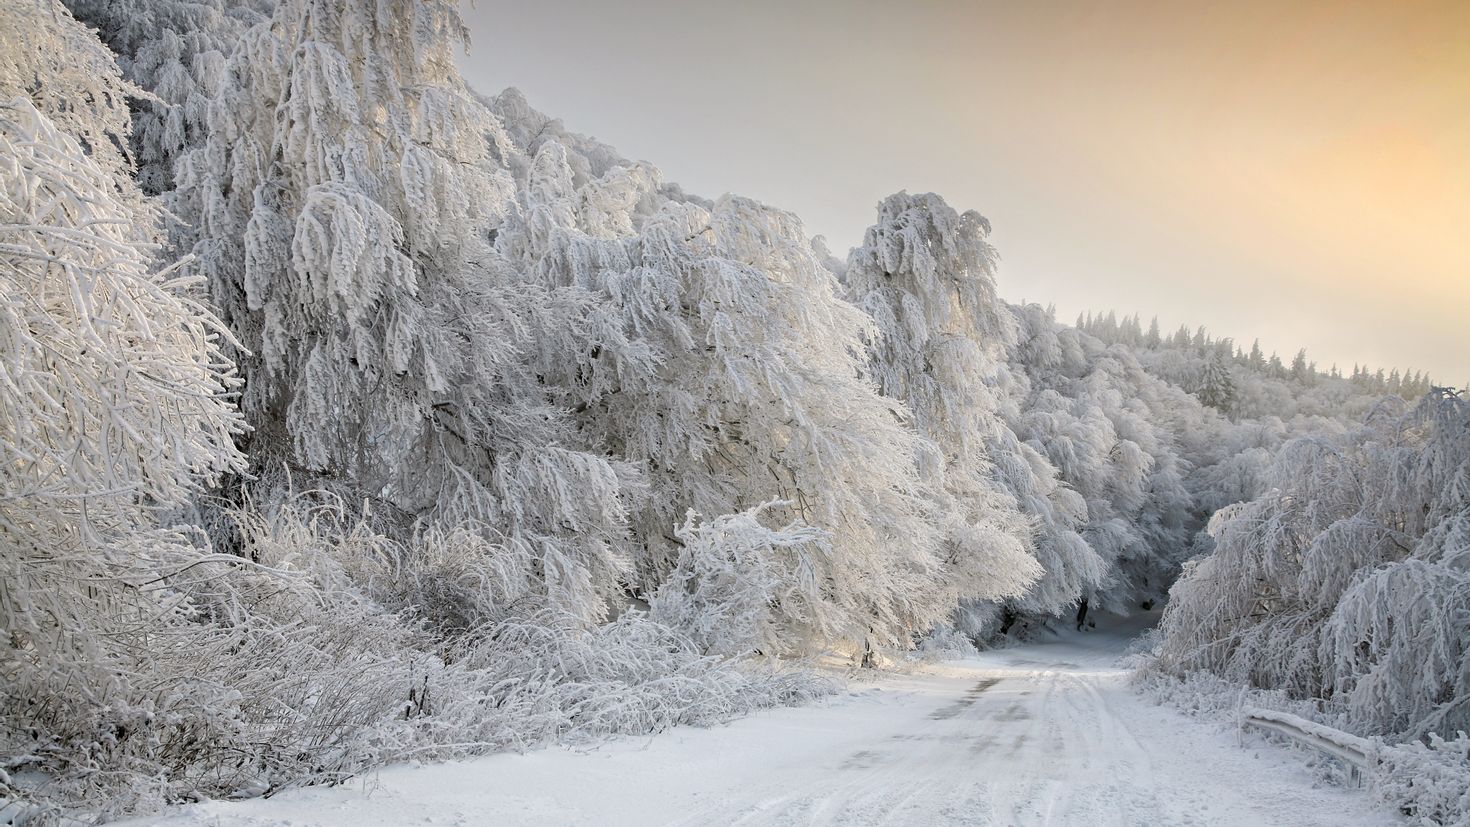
[1290,348,1310,382]
[995,306,1111,619]
[0,0,246,578]
[179,0,635,619]
[649,503,833,658]
[0,4,263,807]
[1196,353,1236,413]
[496,139,948,654]
[63,0,272,197]
[844,192,1040,613]
[1,0,139,191]
[0,87,247,662]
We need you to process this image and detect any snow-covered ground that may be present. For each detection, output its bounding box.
[127,616,1399,826]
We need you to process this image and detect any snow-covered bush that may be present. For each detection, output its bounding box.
[225,496,838,762]
[649,503,833,658]
[429,609,838,753]
[1374,733,1470,826]
[0,508,424,818]
[914,624,981,661]
[1,487,837,819]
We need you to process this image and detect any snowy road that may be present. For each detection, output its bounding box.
[137,617,1399,827]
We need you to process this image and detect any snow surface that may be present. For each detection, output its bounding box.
[125,615,1399,826]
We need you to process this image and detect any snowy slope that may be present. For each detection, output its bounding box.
[125,617,1398,827]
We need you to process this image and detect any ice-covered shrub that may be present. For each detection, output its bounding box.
[914,624,981,661]
[1,492,837,820]
[0,86,251,819]
[1374,733,1470,826]
[649,503,834,658]
[426,609,838,754]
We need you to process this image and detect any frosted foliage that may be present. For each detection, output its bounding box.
[844,192,1041,613]
[1,493,831,818]
[0,93,256,816]
[988,425,1106,617]
[485,86,679,211]
[0,0,139,191]
[0,97,246,541]
[1327,557,1470,738]
[1373,732,1470,825]
[186,0,512,419]
[500,148,948,652]
[650,504,835,658]
[1157,389,1470,741]
[182,0,632,620]
[998,304,1196,617]
[846,192,1016,451]
[63,0,271,196]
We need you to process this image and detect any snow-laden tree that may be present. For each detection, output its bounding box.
[988,304,1110,620]
[497,141,948,654]
[0,90,248,662]
[1156,389,1470,740]
[0,0,246,647]
[179,0,637,620]
[0,6,267,800]
[63,0,272,197]
[0,93,246,537]
[843,192,1040,615]
[1196,353,1236,413]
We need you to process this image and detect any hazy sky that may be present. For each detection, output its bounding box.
[459,0,1468,383]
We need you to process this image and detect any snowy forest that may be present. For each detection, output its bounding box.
[1,0,1466,824]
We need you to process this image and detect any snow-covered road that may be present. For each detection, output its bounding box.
[136,617,1400,826]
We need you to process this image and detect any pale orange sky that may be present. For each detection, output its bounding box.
[461,0,1468,384]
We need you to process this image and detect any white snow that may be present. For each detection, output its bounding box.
[124,615,1399,826]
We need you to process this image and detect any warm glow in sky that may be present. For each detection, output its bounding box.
[460,0,1468,383]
